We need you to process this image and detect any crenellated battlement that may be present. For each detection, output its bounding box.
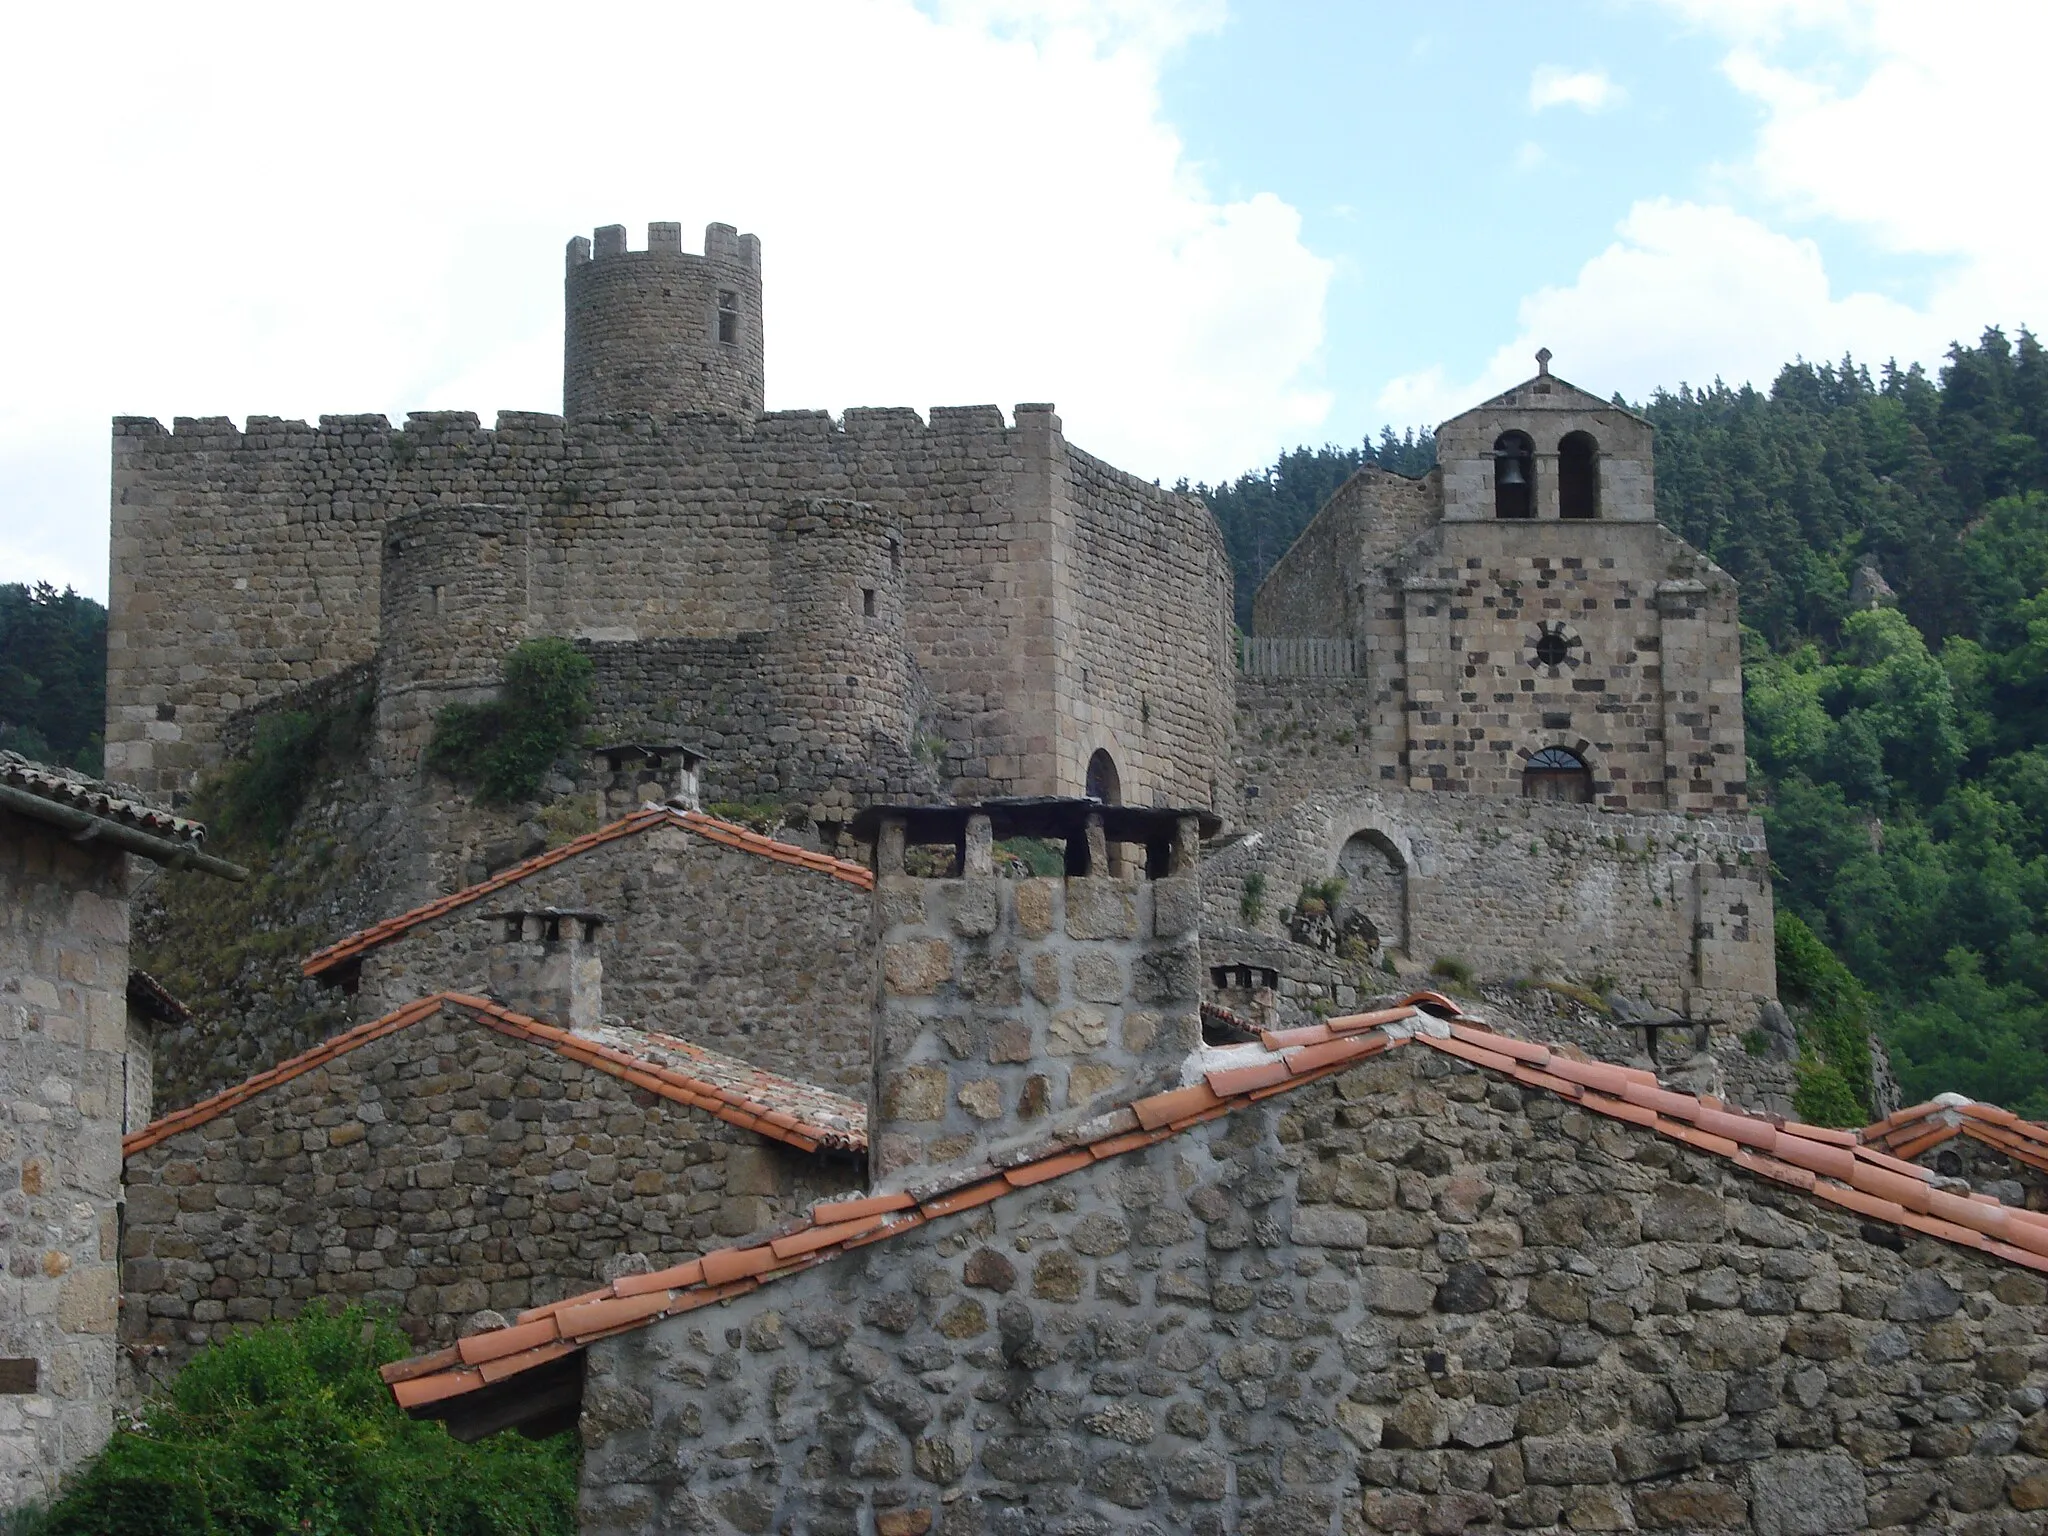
[566,221,762,274]
[564,218,765,421]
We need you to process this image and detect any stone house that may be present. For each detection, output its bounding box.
[0,752,241,1507]
[301,802,876,1092]
[384,801,2048,1532]
[120,978,867,1393]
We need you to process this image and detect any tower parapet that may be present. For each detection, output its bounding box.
[564,220,764,421]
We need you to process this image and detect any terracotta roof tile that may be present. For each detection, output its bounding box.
[1857,1093,2048,1177]
[381,992,2048,1421]
[123,993,864,1159]
[0,750,210,844]
[302,806,872,978]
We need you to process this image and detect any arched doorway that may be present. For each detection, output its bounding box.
[1523,746,1594,803]
[1086,749,1121,805]
[1336,829,1407,954]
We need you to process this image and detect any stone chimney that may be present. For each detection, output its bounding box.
[851,798,1213,1195]
[589,743,706,818]
[478,909,606,1033]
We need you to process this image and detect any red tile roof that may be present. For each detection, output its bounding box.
[1,750,209,844]
[383,991,2048,1421]
[122,993,866,1160]
[1860,1093,2048,1178]
[301,807,873,979]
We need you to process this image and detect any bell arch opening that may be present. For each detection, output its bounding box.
[1493,431,1534,519]
[1523,746,1594,803]
[1085,749,1122,805]
[1558,431,1599,519]
[1336,829,1407,954]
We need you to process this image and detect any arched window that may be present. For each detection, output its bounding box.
[1558,431,1598,519]
[1086,749,1121,805]
[1493,431,1534,519]
[1523,746,1594,803]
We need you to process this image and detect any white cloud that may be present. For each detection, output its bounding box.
[1385,3,2048,428]
[0,0,1329,599]
[1529,66,1624,113]
[1377,200,1932,425]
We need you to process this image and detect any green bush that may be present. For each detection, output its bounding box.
[1776,910,1875,1117]
[205,689,373,849]
[38,1305,575,1535]
[426,639,594,805]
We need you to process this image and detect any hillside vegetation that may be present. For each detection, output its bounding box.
[1206,329,2048,1117]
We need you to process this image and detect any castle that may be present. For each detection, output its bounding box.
[106,220,1771,1055]
[60,223,2048,1531]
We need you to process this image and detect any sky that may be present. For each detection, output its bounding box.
[1,0,2040,601]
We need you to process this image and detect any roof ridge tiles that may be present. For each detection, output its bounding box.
[126,991,864,1160]
[382,1010,2048,1421]
[303,806,872,978]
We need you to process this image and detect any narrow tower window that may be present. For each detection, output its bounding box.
[1558,431,1599,519]
[1493,431,1534,518]
[862,587,877,617]
[717,290,739,345]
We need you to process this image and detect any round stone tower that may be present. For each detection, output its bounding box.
[563,221,764,420]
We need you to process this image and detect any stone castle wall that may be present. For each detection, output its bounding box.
[1204,786,1774,1026]
[0,813,130,1504]
[575,1043,2048,1534]
[108,406,1229,812]
[1061,445,1235,810]
[120,1007,862,1394]
[349,822,876,1093]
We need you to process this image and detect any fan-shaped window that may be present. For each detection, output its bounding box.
[1523,746,1594,803]
[1559,431,1598,519]
[1493,431,1534,519]
[1086,749,1121,805]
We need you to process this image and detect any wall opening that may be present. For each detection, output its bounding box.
[717,290,739,345]
[1086,749,1122,805]
[862,587,877,618]
[1558,431,1599,519]
[1493,431,1534,519]
[1336,829,1407,953]
[1523,746,1594,803]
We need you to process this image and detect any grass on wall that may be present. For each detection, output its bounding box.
[426,639,594,805]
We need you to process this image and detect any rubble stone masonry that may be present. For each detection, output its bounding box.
[0,813,130,1504]
[348,821,877,1092]
[119,1008,860,1394]
[575,1044,2048,1535]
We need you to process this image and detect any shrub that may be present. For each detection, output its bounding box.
[1430,955,1474,987]
[426,639,594,805]
[38,1305,575,1536]
[204,688,372,848]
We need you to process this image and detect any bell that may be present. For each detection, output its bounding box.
[1496,456,1527,488]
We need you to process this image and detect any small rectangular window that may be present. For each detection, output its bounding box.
[717,290,738,346]
[862,588,877,617]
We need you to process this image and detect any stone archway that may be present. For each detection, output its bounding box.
[1337,829,1407,954]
